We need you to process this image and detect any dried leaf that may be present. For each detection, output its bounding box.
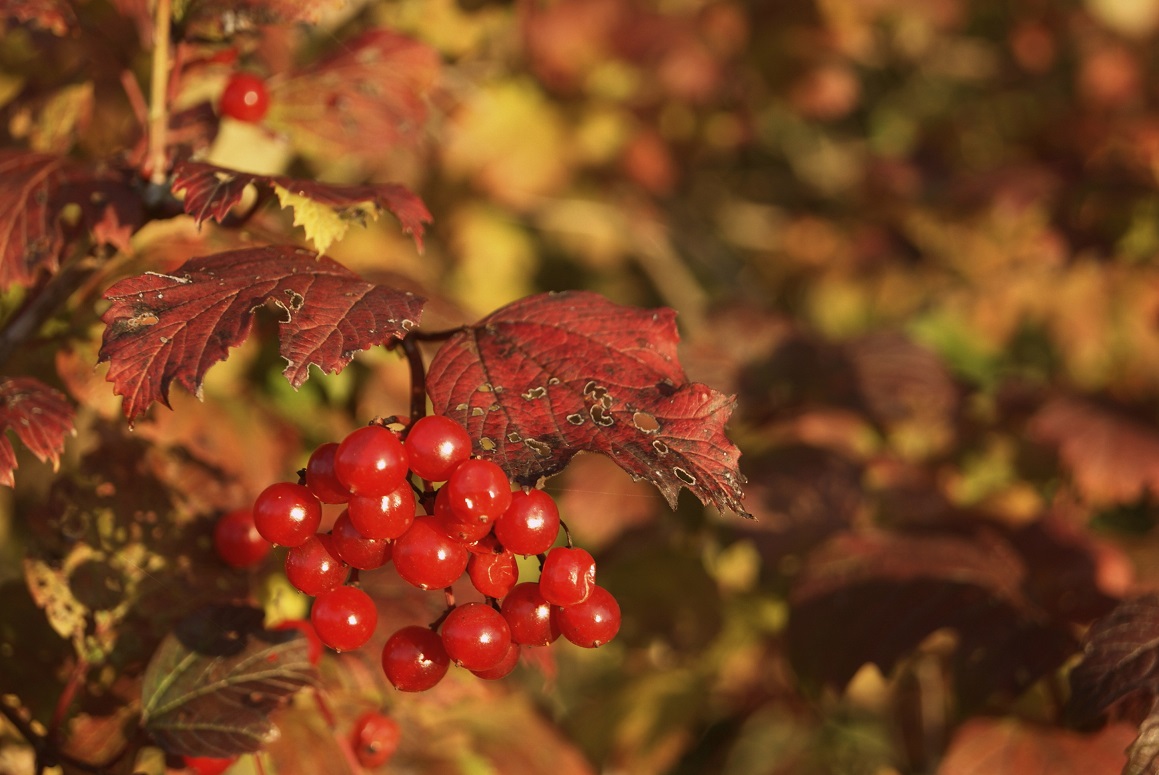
[172,160,432,252]
[141,604,315,757]
[0,376,75,487]
[0,151,67,289]
[426,291,748,517]
[176,0,343,40]
[98,245,425,423]
[1029,396,1159,505]
[1068,594,1159,728]
[788,531,1076,705]
[938,717,1133,775]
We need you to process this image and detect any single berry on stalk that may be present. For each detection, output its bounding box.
[539,546,597,606]
[494,489,560,556]
[334,425,408,497]
[467,545,519,598]
[405,415,472,481]
[500,582,560,646]
[305,442,351,504]
[284,534,349,596]
[439,602,512,671]
[351,711,401,768]
[348,484,416,540]
[331,510,393,570]
[213,507,271,568]
[219,71,269,122]
[392,517,469,590]
[554,585,621,648]
[444,458,512,524]
[253,482,322,547]
[382,625,449,691]
[311,585,378,652]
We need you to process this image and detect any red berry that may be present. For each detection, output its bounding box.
[470,641,520,680]
[382,625,449,691]
[467,547,518,598]
[555,585,620,648]
[253,482,322,547]
[331,510,393,570]
[392,517,469,590]
[494,489,560,556]
[334,425,409,497]
[305,442,351,504]
[348,484,415,540]
[213,508,271,568]
[351,711,401,768]
[538,546,596,606]
[219,71,269,122]
[284,534,349,596]
[273,619,323,665]
[431,487,493,544]
[444,459,512,524]
[440,602,512,671]
[404,415,472,481]
[311,586,378,652]
[500,582,559,646]
[183,756,236,775]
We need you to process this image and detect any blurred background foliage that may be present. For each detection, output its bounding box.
[7,0,1159,772]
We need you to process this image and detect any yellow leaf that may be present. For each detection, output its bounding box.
[273,184,376,255]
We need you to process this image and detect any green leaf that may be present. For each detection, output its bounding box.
[141,604,316,758]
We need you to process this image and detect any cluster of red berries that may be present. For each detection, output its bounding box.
[213,415,621,693]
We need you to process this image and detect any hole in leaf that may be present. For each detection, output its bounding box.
[653,440,669,455]
[633,412,659,433]
[525,438,552,457]
[674,467,696,486]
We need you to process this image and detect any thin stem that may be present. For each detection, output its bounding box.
[399,336,428,426]
[0,257,99,369]
[147,0,172,185]
[47,655,88,746]
[407,326,468,342]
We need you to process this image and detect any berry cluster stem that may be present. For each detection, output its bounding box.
[147,0,172,185]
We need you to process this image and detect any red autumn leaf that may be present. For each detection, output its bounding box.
[0,0,74,34]
[98,245,425,423]
[1068,594,1159,729]
[0,377,75,487]
[1029,396,1159,505]
[425,291,748,517]
[938,717,1133,775]
[267,28,439,162]
[787,530,1075,707]
[171,160,432,251]
[0,151,67,289]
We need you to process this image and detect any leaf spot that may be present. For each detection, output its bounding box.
[477,383,493,393]
[507,431,522,443]
[525,438,552,457]
[652,439,669,455]
[566,413,585,425]
[547,377,560,385]
[589,405,614,427]
[470,407,484,417]
[283,289,305,311]
[480,437,496,451]
[522,386,547,400]
[633,411,660,433]
[455,403,468,411]
[674,467,696,486]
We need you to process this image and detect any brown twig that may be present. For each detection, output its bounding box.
[147,0,172,185]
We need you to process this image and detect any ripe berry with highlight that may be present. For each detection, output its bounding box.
[538,546,596,607]
[555,585,621,648]
[253,482,322,547]
[219,72,269,122]
[440,602,512,671]
[405,415,472,481]
[351,711,401,768]
[334,425,409,497]
[382,625,449,691]
[311,586,378,652]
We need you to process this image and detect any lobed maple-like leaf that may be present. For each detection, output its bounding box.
[141,604,315,757]
[267,28,439,164]
[425,291,748,517]
[0,0,74,34]
[787,530,1075,705]
[0,151,68,289]
[171,160,432,252]
[1068,594,1159,729]
[98,245,425,423]
[0,377,75,488]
